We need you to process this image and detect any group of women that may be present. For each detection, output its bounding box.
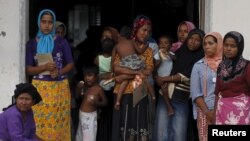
[0,8,249,141]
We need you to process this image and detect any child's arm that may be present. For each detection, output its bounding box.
[96,88,108,107]
[76,81,84,96]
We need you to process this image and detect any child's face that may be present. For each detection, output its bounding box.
[159,37,171,51]
[84,73,97,86]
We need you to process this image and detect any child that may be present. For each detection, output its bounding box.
[113,38,155,110]
[75,64,108,141]
[94,38,115,91]
[157,34,174,115]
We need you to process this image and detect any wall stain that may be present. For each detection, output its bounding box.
[0,31,6,37]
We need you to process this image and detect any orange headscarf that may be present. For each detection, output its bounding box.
[204,32,223,72]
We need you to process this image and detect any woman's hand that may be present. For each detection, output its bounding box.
[206,109,215,124]
[50,68,59,78]
[44,62,56,71]
[156,76,165,86]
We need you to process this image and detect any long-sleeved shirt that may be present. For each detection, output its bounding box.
[0,105,37,141]
[191,59,217,119]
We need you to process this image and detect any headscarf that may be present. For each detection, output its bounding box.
[14,83,42,105]
[217,31,248,81]
[55,21,67,37]
[36,9,56,54]
[171,29,205,77]
[171,21,196,52]
[131,15,152,43]
[204,32,223,72]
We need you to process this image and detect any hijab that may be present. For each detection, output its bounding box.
[171,29,205,77]
[217,31,248,81]
[36,9,56,54]
[171,21,196,52]
[204,32,223,72]
[55,21,67,37]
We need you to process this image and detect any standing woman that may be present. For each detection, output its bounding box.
[111,15,154,141]
[191,32,223,141]
[170,21,196,53]
[215,31,250,125]
[25,9,74,140]
[156,29,205,141]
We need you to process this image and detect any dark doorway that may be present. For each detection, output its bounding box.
[29,0,199,42]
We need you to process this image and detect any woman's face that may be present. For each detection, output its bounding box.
[56,25,65,37]
[40,14,54,35]
[177,24,189,43]
[16,93,34,112]
[136,24,151,43]
[187,34,202,51]
[101,30,112,41]
[223,37,238,59]
[203,35,217,57]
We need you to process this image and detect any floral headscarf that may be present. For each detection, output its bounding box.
[217,31,248,81]
[131,15,152,43]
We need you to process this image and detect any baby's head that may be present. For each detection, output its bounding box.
[158,34,173,51]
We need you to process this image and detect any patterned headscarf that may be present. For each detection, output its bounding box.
[131,15,152,43]
[171,21,196,52]
[36,9,56,54]
[204,32,223,72]
[217,31,248,81]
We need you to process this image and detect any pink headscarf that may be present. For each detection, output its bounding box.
[171,21,196,52]
[204,32,223,72]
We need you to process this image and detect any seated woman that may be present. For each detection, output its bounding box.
[0,83,42,141]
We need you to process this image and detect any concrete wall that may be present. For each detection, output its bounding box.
[204,0,250,59]
[0,0,28,111]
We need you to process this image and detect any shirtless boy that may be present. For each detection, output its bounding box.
[75,64,107,141]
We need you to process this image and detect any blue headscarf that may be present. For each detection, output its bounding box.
[36,9,56,54]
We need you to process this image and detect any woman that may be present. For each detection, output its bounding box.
[191,32,223,141]
[215,31,250,125]
[155,29,205,141]
[171,21,196,53]
[25,9,74,140]
[111,15,154,141]
[55,21,66,38]
[0,83,42,141]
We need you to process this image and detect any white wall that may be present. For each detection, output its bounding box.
[204,0,250,59]
[0,0,28,111]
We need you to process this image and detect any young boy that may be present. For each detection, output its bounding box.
[157,34,174,115]
[75,64,107,141]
